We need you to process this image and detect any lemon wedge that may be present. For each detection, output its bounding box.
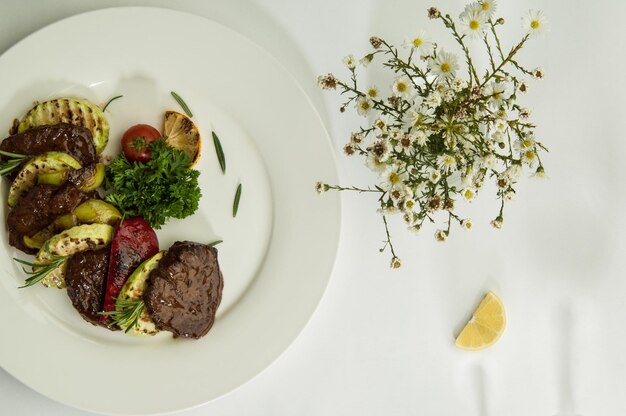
[163,110,201,166]
[455,291,506,351]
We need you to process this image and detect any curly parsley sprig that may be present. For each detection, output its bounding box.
[105,138,201,229]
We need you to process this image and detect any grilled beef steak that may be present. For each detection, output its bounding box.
[144,241,223,339]
[65,248,110,327]
[0,123,97,165]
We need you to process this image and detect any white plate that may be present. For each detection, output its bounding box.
[0,7,340,415]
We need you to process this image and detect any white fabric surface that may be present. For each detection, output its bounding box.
[1,0,625,415]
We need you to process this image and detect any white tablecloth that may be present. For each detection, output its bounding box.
[1,0,625,414]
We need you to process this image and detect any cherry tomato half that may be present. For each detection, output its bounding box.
[121,124,161,163]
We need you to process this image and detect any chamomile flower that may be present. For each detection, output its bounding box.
[317,74,338,90]
[451,78,466,92]
[522,10,549,37]
[479,0,497,18]
[395,133,415,154]
[484,81,509,108]
[404,30,433,53]
[434,229,448,242]
[392,77,413,98]
[343,143,357,156]
[366,152,387,173]
[355,97,373,116]
[428,169,442,184]
[350,132,364,144]
[521,150,538,166]
[402,211,416,226]
[518,80,529,94]
[532,67,545,79]
[514,135,535,152]
[428,51,459,80]
[366,85,379,99]
[400,197,417,212]
[437,153,458,173]
[390,257,402,269]
[461,219,473,230]
[373,115,392,132]
[425,91,442,108]
[459,7,488,39]
[369,138,393,162]
[415,130,428,146]
[379,166,409,191]
[315,181,329,194]
[462,187,476,202]
[343,54,357,69]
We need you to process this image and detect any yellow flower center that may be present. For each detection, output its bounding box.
[525,151,536,159]
[531,20,540,29]
[523,139,532,148]
[389,172,401,184]
[444,156,453,165]
[464,190,473,199]
[367,88,377,98]
[397,82,407,92]
[482,2,489,11]
[469,20,480,30]
[360,101,371,110]
[441,63,451,73]
[413,38,423,47]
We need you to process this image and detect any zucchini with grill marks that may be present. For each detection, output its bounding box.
[18,98,109,154]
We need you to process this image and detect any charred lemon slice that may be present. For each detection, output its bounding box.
[163,111,201,166]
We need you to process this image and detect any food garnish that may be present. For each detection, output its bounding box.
[455,291,506,351]
[212,131,226,174]
[105,139,201,229]
[101,95,123,112]
[163,111,201,166]
[13,254,66,288]
[120,124,161,163]
[0,149,28,176]
[208,240,223,247]
[170,91,193,117]
[232,183,242,218]
[99,298,146,333]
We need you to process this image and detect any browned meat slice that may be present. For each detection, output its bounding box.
[49,182,94,216]
[6,184,57,254]
[0,123,97,165]
[65,248,111,327]
[144,241,224,339]
[6,183,96,254]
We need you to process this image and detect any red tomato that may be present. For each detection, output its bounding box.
[121,124,161,163]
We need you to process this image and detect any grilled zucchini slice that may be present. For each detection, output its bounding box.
[18,98,109,154]
[116,252,164,336]
[36,223,114,288]
[8,151,81,207]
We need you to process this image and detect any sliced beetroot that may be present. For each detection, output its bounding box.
[100,217,158,324]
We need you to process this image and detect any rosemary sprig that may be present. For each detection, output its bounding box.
[102,95,123,112]
[208,240,223,247]
[13,255,66,288]
[0,150,28,176]
[98,298,145,333]
[170,91,193,117]
[212,132,226,173]
[232,183,242,217]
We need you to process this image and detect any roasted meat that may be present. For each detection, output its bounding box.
[144,241,223,339]
[65,248,110,327]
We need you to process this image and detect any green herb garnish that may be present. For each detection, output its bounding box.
[13,255,66,288]
[98,299,145,333]
[233,183,242,217]
[102,95,123,112]
[0,150,28,176]
[208,240,223,247]
[212,132,226,173]
[170,91,193,117]
[105,138,201,229]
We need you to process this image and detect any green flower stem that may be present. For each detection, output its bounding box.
[327,185,383,193]
[480,34,530,88]
[381,215,398,259]
[440,14,480,86]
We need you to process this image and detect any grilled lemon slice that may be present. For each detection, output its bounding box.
[163,111,200,166]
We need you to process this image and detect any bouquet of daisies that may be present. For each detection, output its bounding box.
[317,1,549,268]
